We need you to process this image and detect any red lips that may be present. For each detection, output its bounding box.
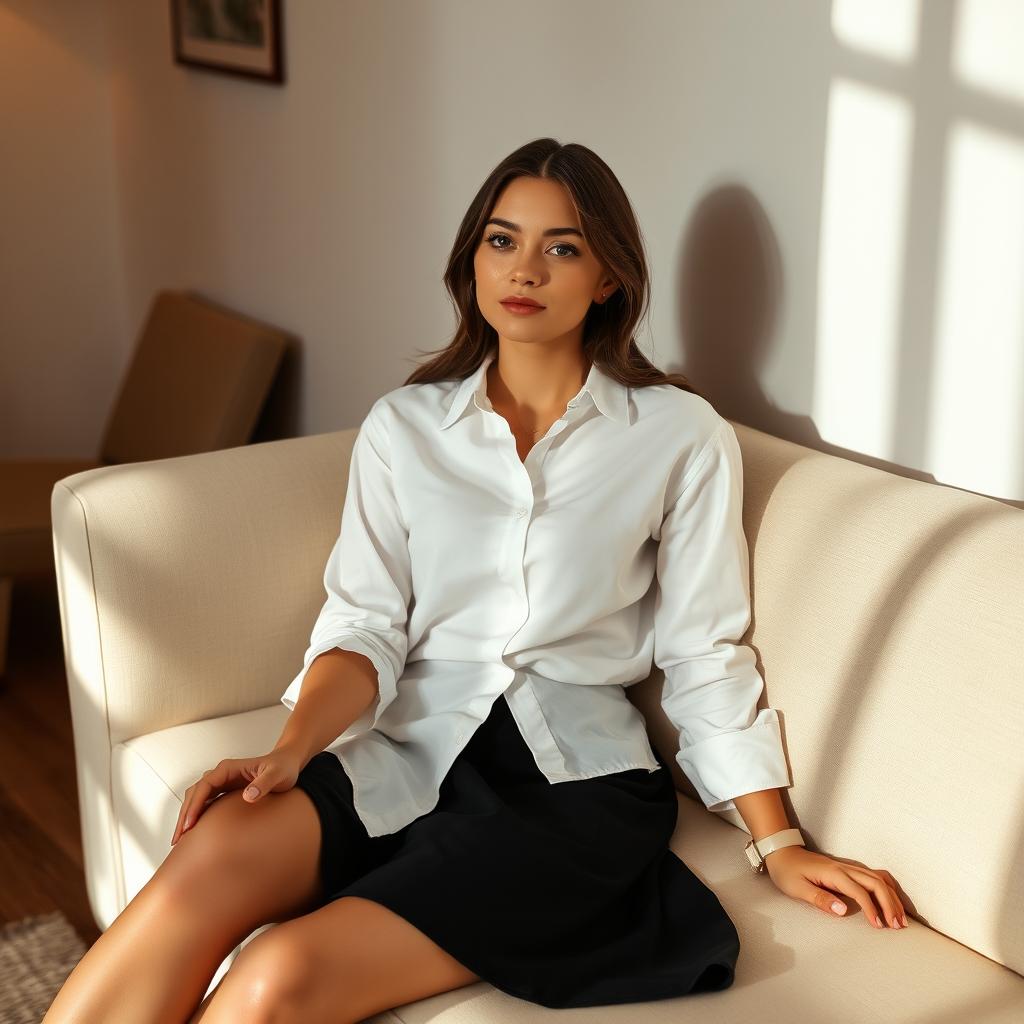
[500,294,545,308]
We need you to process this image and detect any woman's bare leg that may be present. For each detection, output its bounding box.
[198,896,480,1024]
[187,973,226,1023]
[43,787,327,1024]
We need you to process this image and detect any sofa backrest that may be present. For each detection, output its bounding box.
[632,419,1023,978]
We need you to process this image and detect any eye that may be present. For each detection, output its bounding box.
[484,231,514,250]
[482,232,580,258]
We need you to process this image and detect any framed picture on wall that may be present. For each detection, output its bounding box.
[170,0,285,84]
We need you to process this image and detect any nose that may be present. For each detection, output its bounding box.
[510,251,546,286]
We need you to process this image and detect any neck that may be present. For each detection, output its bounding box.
[485,345,590,420]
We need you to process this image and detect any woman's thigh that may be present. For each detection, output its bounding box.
[202,895,480,1024]
[153,786,328,934]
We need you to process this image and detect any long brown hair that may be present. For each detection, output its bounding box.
[401,137,701,400]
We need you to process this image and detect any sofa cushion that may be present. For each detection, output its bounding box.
[115,706,1024,1022]
[114,705,289,904]
[721,423,1024,978]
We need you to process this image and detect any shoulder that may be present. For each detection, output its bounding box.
[631,383,738,506]
[361,380,457,449]
[633,381,721,433]
[634,379,729,458]
[374,379,456,418]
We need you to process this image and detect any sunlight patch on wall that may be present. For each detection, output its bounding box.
[953,0,1024,103]
[814,78,913,456]
[831,0,920,63]
[928,122,1024,495]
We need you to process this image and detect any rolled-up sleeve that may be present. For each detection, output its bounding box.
[654,419,792,812]
[281,397,412,743]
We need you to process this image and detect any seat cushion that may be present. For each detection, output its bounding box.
[111,705,302,1003]
[113,704,289,902]
[113,707,1024,1023]
[390,795,1024,1021]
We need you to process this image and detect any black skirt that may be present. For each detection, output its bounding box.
[292,691,739,1010]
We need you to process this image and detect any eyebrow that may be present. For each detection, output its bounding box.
[484,217,584,239]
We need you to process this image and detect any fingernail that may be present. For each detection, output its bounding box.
[874,915,883,928]
[891,916,900,929]
[901,915,909,927]
[831,900,845,914]
[245,786,259,800]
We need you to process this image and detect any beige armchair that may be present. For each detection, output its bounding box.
[0,288,292,675]
[51,422,1024,1020]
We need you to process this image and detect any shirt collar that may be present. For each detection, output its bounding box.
[439,349,631,430]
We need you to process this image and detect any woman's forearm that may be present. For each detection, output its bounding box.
[273,648,380,766]
[733,788,792,853]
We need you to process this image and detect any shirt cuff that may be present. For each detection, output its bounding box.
[675,707,793,812]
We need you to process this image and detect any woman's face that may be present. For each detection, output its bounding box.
[473,176,617,347]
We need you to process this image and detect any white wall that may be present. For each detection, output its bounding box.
[0,0,126,458]
[2,0,1021,503]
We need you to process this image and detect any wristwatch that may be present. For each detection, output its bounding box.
[745,827,805,873]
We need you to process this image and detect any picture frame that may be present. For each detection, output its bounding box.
[170,0,285,85]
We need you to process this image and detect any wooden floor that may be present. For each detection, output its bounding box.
[0,573,102,947]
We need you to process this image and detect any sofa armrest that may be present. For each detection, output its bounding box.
[52,429,360,740]
[51,430,356,927]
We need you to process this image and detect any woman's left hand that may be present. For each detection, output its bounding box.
[763,846,910,930]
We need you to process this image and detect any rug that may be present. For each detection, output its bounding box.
[0,911,86,1023]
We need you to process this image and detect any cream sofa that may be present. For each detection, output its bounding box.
[51,421,1024,1022]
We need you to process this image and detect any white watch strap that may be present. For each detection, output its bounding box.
[746,828,805,872]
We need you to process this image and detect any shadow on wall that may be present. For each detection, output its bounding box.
[668,185,1021,512]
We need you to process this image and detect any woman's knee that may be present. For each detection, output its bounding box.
[161,791,260,885]
[211,926,322,1023]
[158,788,321,910]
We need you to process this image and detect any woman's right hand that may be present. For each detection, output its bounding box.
[170,746,307,847]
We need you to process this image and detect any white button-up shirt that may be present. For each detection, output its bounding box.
[281,350,792,837]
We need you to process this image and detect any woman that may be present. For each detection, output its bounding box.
[45,138,909,1024]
